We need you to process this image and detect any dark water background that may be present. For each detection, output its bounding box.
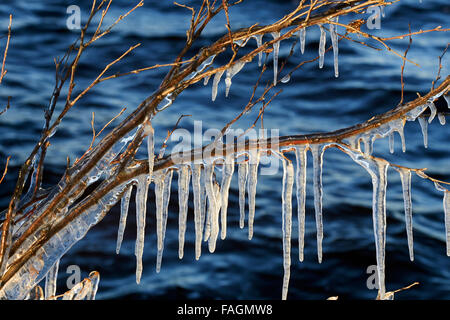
[0,0,449,300]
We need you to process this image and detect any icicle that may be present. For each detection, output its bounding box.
[295,146,307,262]
[234,38,249,47]
[144,121,155,178]
[398,126,406,153]
[135,175,149,284]
[252,34,263,67]
[418,116,428,148]
[204,74,211,86]
[220,155,235,240]
[388,132,394,154]
[178,165,191,259]
[427,102,437,123]
[281,159,294,300]
[329,17,339,77]
[397,168,414,261]
[44,259,59,299]
[203,165,215,242]
[435,183,450,256]
[116,185,133,254]
[444,95,450,108]
[156,170,173,273]
[444,191,450,257]
[299,28,306,54]
[209,181,222,253]
[247,150,260,240]
[238,161,249,229]
[281,74,290,83]
[192,164,203,260]
[310,145,325,263]
[212,69,225,102]
[155,173,165,252]
[271,32,280,86]
[318,24,326,69]
[438,113,446,125]
[349,156,389,300]
[225,61,246,97]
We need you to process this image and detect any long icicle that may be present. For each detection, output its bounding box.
[192,164,203,260]
[135,175,150,284]
[178,165,191,259]
[221,154,235,240]
[418,116,428,148]
[397,168,414,261]
[281,158,294,300]
[330,17,339,77]
[247,151,261,240]
[295,146,307,262]
[155,172,165,252]
[209,181,222,253]
[371,160,389,299]
[310,145,325,263]
[299,28,306,54]
[271,32,280,85]
[318,24,326,69]
[156,169,173,273]
[445,191,450,257]
[116,185,133,254]
[238,161,249,229]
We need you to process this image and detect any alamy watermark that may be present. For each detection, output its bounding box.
[66,5,81,30]
[366,6,385,30]
[168,121,281,175]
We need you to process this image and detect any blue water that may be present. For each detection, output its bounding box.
[0,0,449,300]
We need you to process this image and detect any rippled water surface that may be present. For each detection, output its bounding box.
[0,0,449,300]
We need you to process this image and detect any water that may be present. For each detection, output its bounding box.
[0,0,449,300]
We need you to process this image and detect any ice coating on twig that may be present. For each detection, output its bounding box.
[212,69,225,101]
[238,161,249,229]
[247,150,260,240]
[44,259,59,299]
[281,74,290,83]
[116,185,133,254]
[178,165,191,259]
[310,144,325,263]
[281,158,294,300]
[295,146,307,262]
[318,24,326,69]
[397,168,414,261]
[271,32,280,85]
[220,155,235,240]
[135,175,149,284]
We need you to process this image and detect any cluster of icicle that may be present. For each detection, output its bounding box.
[114,92,448,300]
[204,17,341,100]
